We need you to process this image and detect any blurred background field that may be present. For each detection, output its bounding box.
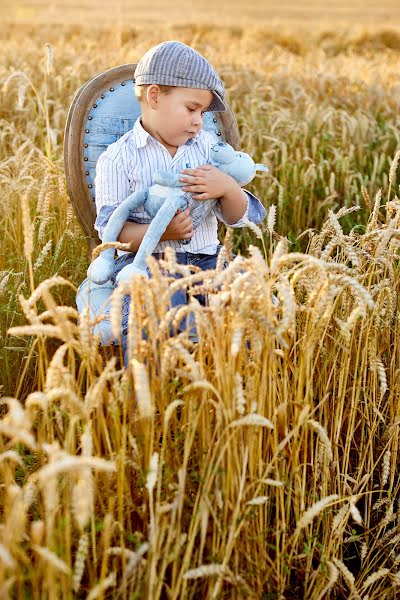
[2,0,400,25]
[1,3,400,598]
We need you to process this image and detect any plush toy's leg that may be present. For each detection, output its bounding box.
[76,277,117,346]
[116,194,187,283]
[87,190,148,285]
[133,195,188,271]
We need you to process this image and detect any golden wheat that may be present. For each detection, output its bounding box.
[1,17,400,600]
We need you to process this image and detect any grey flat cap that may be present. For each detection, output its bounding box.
[134,41,226,112]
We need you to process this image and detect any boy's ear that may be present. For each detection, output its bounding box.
[147,84,160,109]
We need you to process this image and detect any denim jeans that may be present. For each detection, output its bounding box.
[113,246,228,366]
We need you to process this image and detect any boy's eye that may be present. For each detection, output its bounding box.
[187,107,205,115]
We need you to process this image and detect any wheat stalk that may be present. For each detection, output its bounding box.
[332,557,357,594]
[296,495,339,531]
[229,414,273,428]
[86,572,116,600]
[32,545,71,575]
[183,564,230,579]
[362,568,390,589]
[131,359,154,418]
[73,533,89,593]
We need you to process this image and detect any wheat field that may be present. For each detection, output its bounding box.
[1,3,400,598]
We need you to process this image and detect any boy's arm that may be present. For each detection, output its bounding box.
[180,165,267,227]
[118,209,193,252]
[217,183,248,225]
[117,222,151,252]
[215,190,267,227]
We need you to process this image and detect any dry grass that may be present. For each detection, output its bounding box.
[1,16,400,599]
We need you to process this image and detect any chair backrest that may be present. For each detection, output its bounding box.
[64,63,241,254]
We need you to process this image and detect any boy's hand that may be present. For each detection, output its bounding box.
[180,165,239,201]
[161,208,193,241]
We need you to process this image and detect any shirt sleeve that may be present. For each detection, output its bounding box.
[213,190,267,228]
[94,154,131,240]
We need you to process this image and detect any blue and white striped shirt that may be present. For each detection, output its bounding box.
[94,117,266,255]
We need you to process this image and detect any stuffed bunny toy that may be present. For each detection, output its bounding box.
[87,142,267,285]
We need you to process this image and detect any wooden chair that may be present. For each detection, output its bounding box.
[64,63,241,258]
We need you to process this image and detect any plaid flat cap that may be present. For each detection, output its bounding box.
[134,40,226,112]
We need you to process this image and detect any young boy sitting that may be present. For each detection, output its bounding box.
[93,40,267,362]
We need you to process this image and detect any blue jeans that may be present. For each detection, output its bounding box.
[112,246,228,366]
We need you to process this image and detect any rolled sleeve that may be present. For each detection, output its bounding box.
[94,205,118,240]
[213,190,267,228]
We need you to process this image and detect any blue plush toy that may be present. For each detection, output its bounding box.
[87,142,267,285]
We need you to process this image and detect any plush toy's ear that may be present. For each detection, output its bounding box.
[255,164,269,172]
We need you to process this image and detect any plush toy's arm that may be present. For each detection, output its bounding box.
[101,190,148,242]
[147,176,190,246]
[153,171,183,188]
[132,193,188,272]
[87,189,148,285]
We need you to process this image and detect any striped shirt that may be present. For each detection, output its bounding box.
[94,117,266,255]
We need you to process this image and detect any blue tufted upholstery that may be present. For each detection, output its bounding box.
[83,80,139,196]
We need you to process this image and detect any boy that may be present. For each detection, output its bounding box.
[93,41,266,360]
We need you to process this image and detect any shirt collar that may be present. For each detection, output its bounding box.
[131,117,201,149]
[186,132,200,145]
[131,117,151,148]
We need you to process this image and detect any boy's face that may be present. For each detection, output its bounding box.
[142,86,213,154]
